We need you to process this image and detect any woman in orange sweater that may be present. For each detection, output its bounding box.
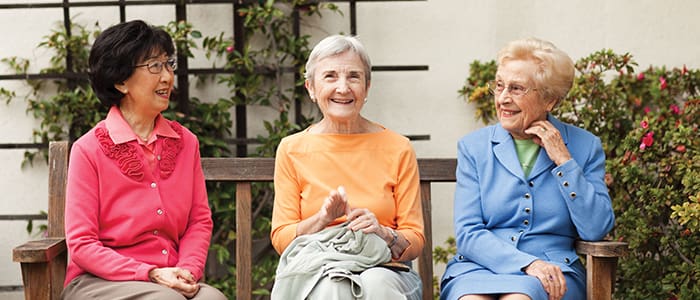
[270,35,425,299]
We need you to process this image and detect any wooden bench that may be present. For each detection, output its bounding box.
[13,141,627,300]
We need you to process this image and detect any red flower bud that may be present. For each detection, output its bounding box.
[637,72,645,81]
[659,76,668,90]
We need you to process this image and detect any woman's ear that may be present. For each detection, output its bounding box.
[305,80,315,102]
[545,97,558,112]
[114,82,127,94]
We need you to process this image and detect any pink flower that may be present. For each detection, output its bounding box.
[637,72,645,81]
[669,103,680,115]
[641,132,654,148]
[640,120,649,129]
[644,106,651,114]
[676,145,686,153]
[659,76,668,90]
[226,46,234,53]
[639,143,646,150]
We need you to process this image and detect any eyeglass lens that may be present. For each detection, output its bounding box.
[146,59,177,74]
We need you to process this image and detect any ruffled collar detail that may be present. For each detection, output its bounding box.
[95,121,184,181]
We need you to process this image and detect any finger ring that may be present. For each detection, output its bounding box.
[540,127,546,132]
[548,275,554,281]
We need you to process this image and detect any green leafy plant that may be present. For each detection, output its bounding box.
[2,20,102,166]
[455,51,700,299]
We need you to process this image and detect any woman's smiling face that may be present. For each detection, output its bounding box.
[494,59,555,139]
[306,50,370,123]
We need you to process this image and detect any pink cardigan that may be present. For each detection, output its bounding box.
[64,108,212,286]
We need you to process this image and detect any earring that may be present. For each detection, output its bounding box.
[364,98,368,103]
[310,95,316,103]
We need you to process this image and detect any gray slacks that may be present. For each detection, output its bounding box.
[61,273,227,300]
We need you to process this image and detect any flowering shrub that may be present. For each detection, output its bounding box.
[456,50,700,299]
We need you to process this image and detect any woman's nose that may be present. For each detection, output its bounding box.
[159,67,174,82]
[495,92,512,104]
[335,79,350,93]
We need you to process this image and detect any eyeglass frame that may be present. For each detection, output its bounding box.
[487,80,538,98]
[134,58,178,74]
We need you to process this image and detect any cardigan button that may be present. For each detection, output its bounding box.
[151,182,157,188]
[563,181,570,187]
[557,171,563,177]
[570,192,577,198]
[511,236,516,241]
[161,249,168,255]
[157,209,163,215]
[523,219,529,225]
[524,193,531,199]
[525,208,531,213]
[529,181,534,187]
[565,258,571,263]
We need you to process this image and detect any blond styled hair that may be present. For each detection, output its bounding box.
[497,37,574,104]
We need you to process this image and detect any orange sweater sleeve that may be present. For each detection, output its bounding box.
[392,146,425,261]
[270,139,302,254]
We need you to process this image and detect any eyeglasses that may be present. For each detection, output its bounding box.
[134,58,177,74]
[488,80,537,97]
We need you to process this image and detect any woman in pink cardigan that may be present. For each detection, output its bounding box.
[61,20,225,300]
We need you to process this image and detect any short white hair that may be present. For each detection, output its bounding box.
[304,35,372,85]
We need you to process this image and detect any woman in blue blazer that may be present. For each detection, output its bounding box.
[440,38,615,300]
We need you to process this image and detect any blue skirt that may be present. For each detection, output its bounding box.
[440,261,585,300]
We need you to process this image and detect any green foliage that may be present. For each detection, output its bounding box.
[457,60,497,125]
[455,50,700,299]
[2,20,102,166]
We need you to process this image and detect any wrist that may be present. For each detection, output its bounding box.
[386,227,398,248]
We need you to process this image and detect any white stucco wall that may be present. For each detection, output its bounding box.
[2,0,699,296]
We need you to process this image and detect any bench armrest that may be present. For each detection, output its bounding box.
[575,240,627,258]
[13,237,67,263]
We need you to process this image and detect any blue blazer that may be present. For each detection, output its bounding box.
[443,115,615,280]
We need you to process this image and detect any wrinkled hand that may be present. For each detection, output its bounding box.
[318,186,351,224]
[523,260,567,300]
[149,267,200,298]
[524,120,572,166]
[346,208,382,235]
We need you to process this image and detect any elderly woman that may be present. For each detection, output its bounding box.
[440,38,615,300]
[61,20,226,300]
[270,35,424,299]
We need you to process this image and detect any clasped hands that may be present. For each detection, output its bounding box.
[319,186,393,243]
[523,259,567,300]
[149,267,200,298]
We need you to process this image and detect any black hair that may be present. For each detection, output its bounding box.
[88,20,175,107]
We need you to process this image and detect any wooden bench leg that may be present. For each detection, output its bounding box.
[20,262,51,300]
[586,255,618,300]
[20,250,66,300]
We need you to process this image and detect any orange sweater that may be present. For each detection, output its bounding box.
[271,126,424,262]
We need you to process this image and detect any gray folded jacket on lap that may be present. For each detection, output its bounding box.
[271,222,391,299]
